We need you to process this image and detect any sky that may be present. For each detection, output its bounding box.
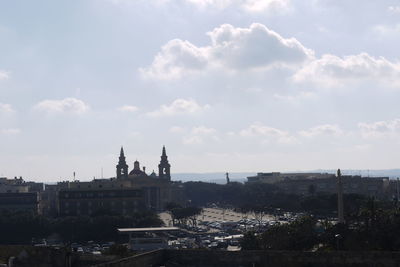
[1,0,400,182]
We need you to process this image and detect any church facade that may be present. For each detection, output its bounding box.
[116,146,171,181]
[57,146,179,216]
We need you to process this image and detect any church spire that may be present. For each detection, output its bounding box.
[116,146,128,179]
[158,146,171,181]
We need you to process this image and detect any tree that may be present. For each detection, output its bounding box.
[170,206,202,227]
[260,216,318,251]
[240,231,260,250]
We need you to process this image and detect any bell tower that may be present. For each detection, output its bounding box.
[116,147,129,179]
[158,146,171,181]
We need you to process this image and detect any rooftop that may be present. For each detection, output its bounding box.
[118,227,180,233]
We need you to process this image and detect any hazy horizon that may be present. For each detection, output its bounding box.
[10,168,400,184]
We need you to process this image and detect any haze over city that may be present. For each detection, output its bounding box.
[1,0,400,181]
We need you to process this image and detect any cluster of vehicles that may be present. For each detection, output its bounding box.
[164,230,242,250]
[197,233,242,250]
[199,218,280,233]
[32,239,116,255]
[70,241,115,254]
[161,208,307,251]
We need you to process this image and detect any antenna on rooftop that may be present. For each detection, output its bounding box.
[73,172,76,181]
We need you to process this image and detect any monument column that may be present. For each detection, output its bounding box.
[337,169,344,224]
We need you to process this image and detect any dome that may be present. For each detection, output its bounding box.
[129,169,146,176]
[128,160,148,177]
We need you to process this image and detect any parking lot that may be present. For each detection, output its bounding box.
[158,207,292,233]
[198,207,276,223]
[158,207,300,250]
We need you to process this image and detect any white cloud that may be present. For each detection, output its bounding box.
[273,91,316,103]
[183,135,204,145]
[129,131,141,137]
[0,70,9,80]
[34,98,90,114]
[185,0,232,9]
[240,122,287,137]
[107,0,291,13]
[299,124,343,137]
[1,128,20,135]
[147,98,210,117]
[358,119,400,138]
[242,0,290,13]
[182,126,218,145]
[373,24,400,36]
[185,0,291,13]
[142,23,314,80]
[106,0,169,6]
[293,53,400,88]
[140,39,208,80]
[239,122,296,144]
[169,126,186,134]
[191,125,216,135]
[388,6,400,14]
[208,23,313,69]
[0,103,14,114]
[143,24,400,93]
[117,105,139,112]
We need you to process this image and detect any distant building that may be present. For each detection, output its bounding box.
[0,177,42,214]
[247,172,334,184]
[41,183,68,217]
[247,172,389,198]
[57,146,182,216]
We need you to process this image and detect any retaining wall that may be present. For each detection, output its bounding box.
[165,250,400,267]
[93,249,165,267]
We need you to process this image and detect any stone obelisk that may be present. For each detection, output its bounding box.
[337,168,344,224]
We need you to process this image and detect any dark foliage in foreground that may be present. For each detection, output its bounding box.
[241,198,400,251]
[0,210,162,244]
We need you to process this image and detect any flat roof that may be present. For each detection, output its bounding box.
[118,227,180,233]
